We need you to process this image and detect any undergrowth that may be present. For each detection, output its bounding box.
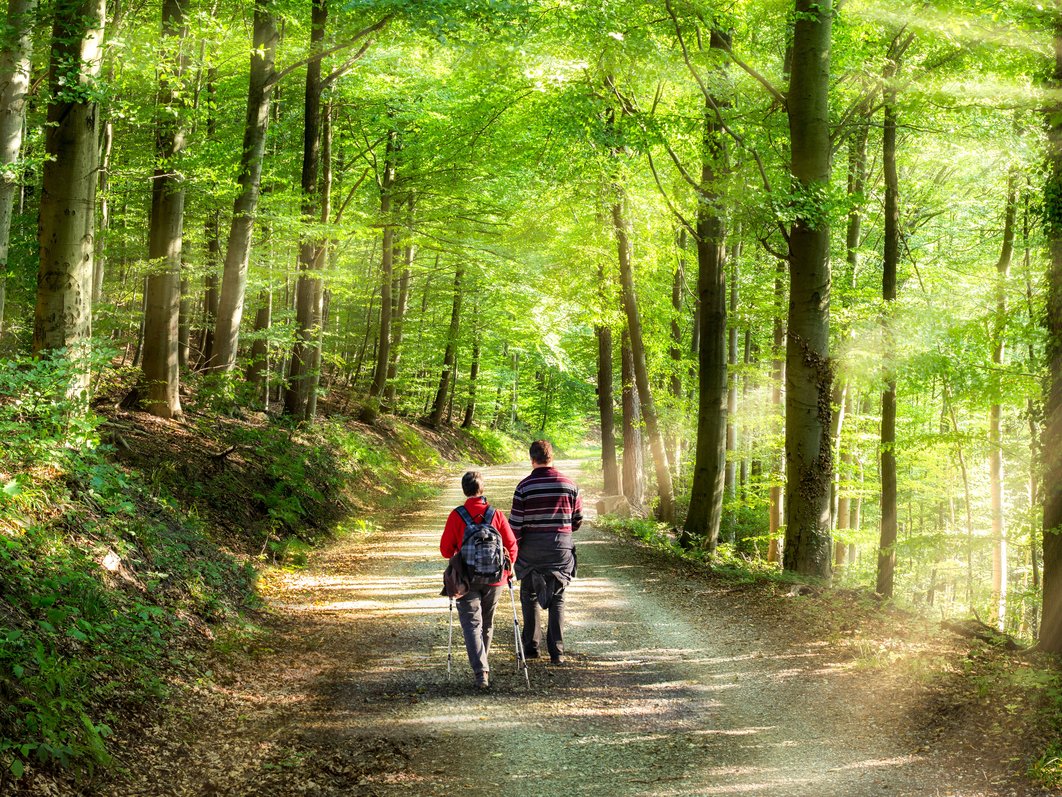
[595,514,791,583]
[0,350,499,787]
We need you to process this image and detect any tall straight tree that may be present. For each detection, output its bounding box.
[429,262,464,427]
[614,196,676,524]
[876,69,900,597]
[683,51,729,549]
[1042,14,1062,654]
[364,126,399,420]
[0,0,35,336]
[606,75,675,523]
[33,0,105,396]
[140,0,190,418]
[210,0,277,372]
[782,0,834,579]
[597,262,620,494]
[285,0,327,419]
[989,172,1017,628]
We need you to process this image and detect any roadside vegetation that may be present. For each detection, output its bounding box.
[0,354,518,786]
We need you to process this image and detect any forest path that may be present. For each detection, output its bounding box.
[103,461,1019,797]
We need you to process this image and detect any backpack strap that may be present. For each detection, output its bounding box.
[482,506,495,525]
[455,506,475,528]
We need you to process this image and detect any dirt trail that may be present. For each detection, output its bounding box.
[96,461,1039,797]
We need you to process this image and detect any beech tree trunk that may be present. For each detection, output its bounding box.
[140,0,190,419]
[614,198,676,524]
[990,172,1017,629]
[199,67,220,369]
[668,231,685,477]
[621,330,645,507]
[93,116,113,305]
[768,259,785,563]
[383,196,414,408]
[876,89,899,597]
[210,0,277,372]
[597,320,621,495]
[461,321,479,428]
[284,0,327,420]
[33,0,105,398]
[598,259,621,494]
[245,291,271,406]
[429,263,463,427]
[725,243,739,500]
[783,0,834,579]
[0,0,34,336]
[684,74,729,548]
[365,127,398,417]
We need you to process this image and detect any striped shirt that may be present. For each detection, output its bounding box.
[509,466,583,539]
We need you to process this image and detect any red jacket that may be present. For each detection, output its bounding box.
[440,496,518,587]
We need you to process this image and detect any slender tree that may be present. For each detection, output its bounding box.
[782,0,834,579]
[140,0,190,418]
[210,0,278,372]
[0,0,35,336]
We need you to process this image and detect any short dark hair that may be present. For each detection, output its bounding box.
[529,440,553,465]
[462,470,484,497]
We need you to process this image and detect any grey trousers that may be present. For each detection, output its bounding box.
[456,585,503,678]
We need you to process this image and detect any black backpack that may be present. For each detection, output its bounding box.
[456,506,506,588]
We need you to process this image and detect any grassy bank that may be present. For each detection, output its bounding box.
[0,353,518,788]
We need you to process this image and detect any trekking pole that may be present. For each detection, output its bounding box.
[507,576,531,688]
[447,596,454,682]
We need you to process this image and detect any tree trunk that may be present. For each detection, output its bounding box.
[668,230,685,477]
[0,0,34,337]
[684,74,729,548]
[305,102,333,421]
[140,0,190,419]
[598,260,620,494]
[210,0,277,372]
[364,127,399,418]
[245,291,271,407]
[284,0,327,420]
[429,263,463,427]
[989,172,1017,629]
[725,244,739,501]
[461,321,479,428]
[32,0,105,397]
[199,67,221,369]
[621,330,645,507]
[597,321,621,495]
[93,116,112,306]
[614,198,676,524]
[768,258,786,564]
[383,195,414,408]
[783,0,834,579]
[876,88,899,597]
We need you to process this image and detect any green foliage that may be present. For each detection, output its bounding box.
[462,426,522,463]
[0,347,113,472]
[0,463,257,781]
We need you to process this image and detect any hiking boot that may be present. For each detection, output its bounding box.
[475,673,490,689]
[550,655,565,666]
[524,650,541,660]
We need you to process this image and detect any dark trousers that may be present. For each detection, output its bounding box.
[520,577,565,659]
[456,585,502,678]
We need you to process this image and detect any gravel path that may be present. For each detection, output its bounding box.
[92,460,1042,797]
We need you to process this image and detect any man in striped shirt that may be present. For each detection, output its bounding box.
[511,439,582,665]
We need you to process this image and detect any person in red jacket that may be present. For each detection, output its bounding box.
[440,470,518,689]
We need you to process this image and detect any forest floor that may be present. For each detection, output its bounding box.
[49,461,1059,797]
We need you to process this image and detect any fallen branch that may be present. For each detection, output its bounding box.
[210,444,238,461]
[942,618,1023,651]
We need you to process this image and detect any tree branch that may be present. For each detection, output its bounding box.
[265,14,392,89]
